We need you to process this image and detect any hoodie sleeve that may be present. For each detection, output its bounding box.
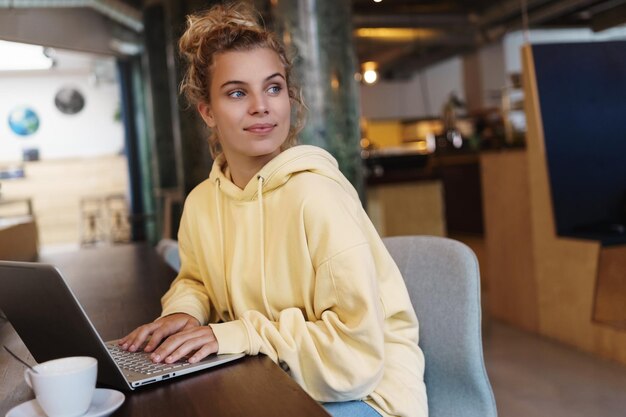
[210,183,387,402]
[160,203,211,324]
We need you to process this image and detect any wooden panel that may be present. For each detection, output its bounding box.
[0,218,38,261]
[521,44,626,365]
[594,246,626,328]
[480,151,538,332]
[524,45,598,349]
[481,45,626,366]
[367,180,446,237]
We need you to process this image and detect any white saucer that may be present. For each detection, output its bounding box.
[6,388,125,417]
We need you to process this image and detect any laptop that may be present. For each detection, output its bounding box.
[0,260,244,390]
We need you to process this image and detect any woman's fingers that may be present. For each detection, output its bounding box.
[150,326,218,364]
[119,322,159,352]
[188,343,218,363]
[118,313,200,352]
[144,320,181,352]
[141,314,198,352]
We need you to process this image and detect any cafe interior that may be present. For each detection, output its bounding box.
[1,0,625,416]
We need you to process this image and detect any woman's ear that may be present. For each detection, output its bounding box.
[198,102,216,128]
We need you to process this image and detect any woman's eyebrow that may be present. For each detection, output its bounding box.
[219,73,285,89]
[265,73,286,82]
[219,80,246,89]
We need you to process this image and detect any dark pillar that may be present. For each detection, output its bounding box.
[141,0,217,240]
[271,0,364,198]
[142,2,182,239]
[166,0,216,196]
[142,3,181,190]
[117,58,147,242]
[130,55,158,243]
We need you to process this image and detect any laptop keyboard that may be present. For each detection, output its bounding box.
[107,344,192,375]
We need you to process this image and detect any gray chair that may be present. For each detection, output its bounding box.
[383,235,497,417]
[156,238,181,272]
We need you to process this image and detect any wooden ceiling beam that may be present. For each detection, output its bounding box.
[591,0,626,31]
[353,13,473,28]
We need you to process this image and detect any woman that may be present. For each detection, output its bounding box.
[120,3,427,417]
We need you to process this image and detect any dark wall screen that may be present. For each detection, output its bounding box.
[533,41,626,245]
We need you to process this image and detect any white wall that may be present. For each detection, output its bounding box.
[503,27,626,74]
[360,56,464,120]
[479,41,507,108]
[0,51,123,162]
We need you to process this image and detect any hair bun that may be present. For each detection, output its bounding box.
[179,3,262,57]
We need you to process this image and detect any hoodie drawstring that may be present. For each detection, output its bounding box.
[215,178,235,321]
[257,175,275,321]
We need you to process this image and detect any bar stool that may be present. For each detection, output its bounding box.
[105,194,131,244]
[79,197,106,246]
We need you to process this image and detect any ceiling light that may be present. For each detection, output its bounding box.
[354,28,439,42]
[0,40,54,71]
[363,69,378,84]
[373,0,382,3]
[362,61,378,85]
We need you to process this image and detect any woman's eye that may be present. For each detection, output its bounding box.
[228,90,245,99]
[267,85,282,95]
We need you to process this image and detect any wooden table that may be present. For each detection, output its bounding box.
[0,243,329,417]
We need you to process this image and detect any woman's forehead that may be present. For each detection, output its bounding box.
[211,48,286,85]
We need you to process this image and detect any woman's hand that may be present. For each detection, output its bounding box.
[118,313,200,354]
[149,325,219,364]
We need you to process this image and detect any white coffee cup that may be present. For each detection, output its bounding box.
[24,356,97,417]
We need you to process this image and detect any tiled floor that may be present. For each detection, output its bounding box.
[483,321,626,417]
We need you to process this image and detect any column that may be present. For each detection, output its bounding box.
[271,0,364,197]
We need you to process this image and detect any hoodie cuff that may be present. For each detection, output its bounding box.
[160,305,208,325]
[209,320,250,355]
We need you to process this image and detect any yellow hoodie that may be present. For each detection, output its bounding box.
[161,145,427,417]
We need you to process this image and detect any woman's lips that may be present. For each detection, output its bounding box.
[244,123,276,134]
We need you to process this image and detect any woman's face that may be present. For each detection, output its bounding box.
[198,47,291,163]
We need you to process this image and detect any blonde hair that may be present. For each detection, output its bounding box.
[178,2,305,158]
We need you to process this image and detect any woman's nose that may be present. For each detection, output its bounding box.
[249,94,269,115]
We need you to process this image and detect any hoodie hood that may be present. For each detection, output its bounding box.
[208,145,359,202]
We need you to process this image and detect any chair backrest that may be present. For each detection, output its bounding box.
[156,238,181,272]
[383,235,497,417]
